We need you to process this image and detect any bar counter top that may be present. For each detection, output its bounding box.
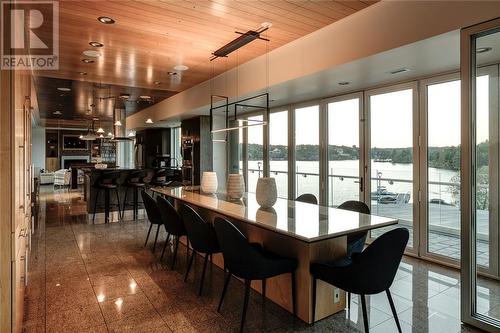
[152,186,398,243]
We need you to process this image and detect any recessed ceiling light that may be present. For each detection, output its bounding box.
[139,95,151,99]
[119,93,130,99]
[338,81,350,86]
[57,87,71,91]
[89,41,103,48]
[82,59,95,64]
[173,64,188,71]
[145,118,154,124]
[53,111,62,115]
[82,50,101,58]
[476,47,492,54]
[154,80,162,85]
[78,71,87,75]
[389,68,411,75]
[260,22,273,29]
[167,71,177,76]
[98,16,115,24]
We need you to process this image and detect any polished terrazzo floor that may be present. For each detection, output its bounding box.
[21,186,491,333]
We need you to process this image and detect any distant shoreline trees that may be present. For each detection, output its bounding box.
[247,141,490,172]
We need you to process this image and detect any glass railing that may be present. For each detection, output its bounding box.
[244,167,487,262]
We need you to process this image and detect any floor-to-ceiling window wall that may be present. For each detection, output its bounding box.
[233,60,500,287]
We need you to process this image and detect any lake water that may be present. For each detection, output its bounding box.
[246,159,459,207]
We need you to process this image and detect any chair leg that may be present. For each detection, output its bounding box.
[240,279,251,333]
[261,279,266,304]
[121,187,128,219]
[114,189,121,221]
[92,189,100,223]
[291,271,296,317]
[104,188,110,224]
[171,236,180,270]
[184,250,195,282]
[144,223,152,247]
[218,271,231,312]
[348,292,351,310]
[311,277,317,325]
[360,294,369,333]
[160,233,171,261]
[198,253,209,296]
[386,290,402,333]
[152,224,160,253]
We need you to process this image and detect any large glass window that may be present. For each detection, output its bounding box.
[369,87,415,249]
[426,79,461,261]
[295,105,320,199]
[247,115,264,193]
[269,111,288,198]
[327,97,361,206]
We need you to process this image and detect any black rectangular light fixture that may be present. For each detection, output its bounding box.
[210,26,270,61]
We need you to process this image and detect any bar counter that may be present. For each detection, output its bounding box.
[152,186,398,323]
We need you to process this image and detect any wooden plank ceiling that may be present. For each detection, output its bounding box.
[35,0,377,125]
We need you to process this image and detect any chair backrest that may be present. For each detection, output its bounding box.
[141,190,162,225]
[127,169,147,183]
[153,169,167,180]
[181,204,219,253]
[214,217,266,278]
[156,196,185,235]
[338,200,370,257]
[296,193,318,205]
[349,227,409,294]
[96,171,121,186]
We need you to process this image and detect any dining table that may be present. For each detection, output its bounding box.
[151,186,399,324]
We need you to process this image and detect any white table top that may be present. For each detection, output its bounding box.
[152,187,399,243]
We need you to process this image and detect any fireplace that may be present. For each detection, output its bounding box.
[62,156,90,169]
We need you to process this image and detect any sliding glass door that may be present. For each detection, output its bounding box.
[365,83,418,250]
[326,93,363,206]
[461,19,500,332]
[421,75,462,263]
[246,114,264,193]
[294,104,320,200]
[269,110,289,198]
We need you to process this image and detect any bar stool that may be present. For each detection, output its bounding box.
[122,169,147,219]
[92,171,121,224]
[181,204,221,296]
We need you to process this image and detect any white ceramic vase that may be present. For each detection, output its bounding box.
[227,174,245,199]
[201,172,218,194]
[255,177,277,208]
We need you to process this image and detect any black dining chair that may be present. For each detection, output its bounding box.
[310,227,409,333]
[181,204,221,296]
[295,193,318,205]
[214,217,298,333]
[156,196,187,269]
[141,190,163,253]
[337,200,370,308]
